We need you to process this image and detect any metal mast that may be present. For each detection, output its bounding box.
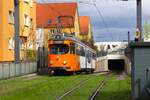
[14,0,20,63]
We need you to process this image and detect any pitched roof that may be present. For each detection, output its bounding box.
[36,3,77,28]
[79,16,90,35]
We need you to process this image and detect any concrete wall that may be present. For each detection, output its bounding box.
[96,56,108,72]
[96,55,131,74]
[131,48,150,99]
[0,62,37,80]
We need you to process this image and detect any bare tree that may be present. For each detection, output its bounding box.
[144,22,150,41]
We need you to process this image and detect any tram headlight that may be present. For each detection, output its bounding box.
[50,60,53,65]
[63,60,67,65]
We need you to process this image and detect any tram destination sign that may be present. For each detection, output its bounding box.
[53,40,64,44]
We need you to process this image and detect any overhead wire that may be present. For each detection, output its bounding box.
[96,0,135,42]
[40,0,113,41]
[91,0,113,41]
[94,0,114,41]
[78,0,113,41]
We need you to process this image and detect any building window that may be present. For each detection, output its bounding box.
[20,38,23,49]
[51,29,54,34]
[57,29,61,33]
[20,37,26,49]
[30,18,33,28]
[24,0,30,4]
[8,37,14,49]
[107,45,111,49]
[54,29,58,33]
[8,10,14,24]
[28,40,33,49]
[30,0,33,7]
[24,14,29,26]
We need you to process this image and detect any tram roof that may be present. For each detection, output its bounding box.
[49,34,96,53]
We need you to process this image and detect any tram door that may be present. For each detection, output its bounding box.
[86,50,92,69]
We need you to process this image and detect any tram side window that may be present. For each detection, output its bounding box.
[76,46,80,55]
[87,51,91,63]
[92,53,96,60]
[81,47,85,56]
[70,43,75,54]
[76,46,85,56]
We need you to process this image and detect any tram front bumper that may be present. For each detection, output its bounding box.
[48,66,71,71]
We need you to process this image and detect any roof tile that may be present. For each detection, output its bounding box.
[36,3,77,28]
[79,16,90,35]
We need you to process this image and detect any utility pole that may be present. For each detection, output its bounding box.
[136,0,142,42]
[14,0,20,63]
[128,31,130,44]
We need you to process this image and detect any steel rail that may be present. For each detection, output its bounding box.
[56,79,89,100]
[56,72,110,100]
[89,73,112,100]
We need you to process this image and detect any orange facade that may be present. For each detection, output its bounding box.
[79,16,92,41]
[36,3,80,48]
[0,1,2,61]
[0,0,36,62]
[0,0,15,61]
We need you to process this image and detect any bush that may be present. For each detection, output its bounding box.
[26,49,37,61]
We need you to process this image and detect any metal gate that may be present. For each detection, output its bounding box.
[37,47,48,75]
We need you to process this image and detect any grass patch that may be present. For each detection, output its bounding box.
[63,75,105,100]
[0,75,90,100]
[0,74,131,100]
[95,75,131,100]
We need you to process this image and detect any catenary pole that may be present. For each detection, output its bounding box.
[14,0,20,63]
[136,0,142,41]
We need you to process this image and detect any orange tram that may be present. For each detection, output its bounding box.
[48,34,96,74]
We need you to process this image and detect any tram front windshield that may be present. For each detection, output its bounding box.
[50,44,69,54]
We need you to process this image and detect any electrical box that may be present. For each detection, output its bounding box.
[130,42,150,100]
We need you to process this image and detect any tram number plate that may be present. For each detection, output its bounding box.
[53,41,64,44]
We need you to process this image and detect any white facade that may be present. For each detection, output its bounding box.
[94,42,128,52]
[36,28,44,49]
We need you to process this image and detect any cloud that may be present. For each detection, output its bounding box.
[93,27,135,42]
[37,0,150,41]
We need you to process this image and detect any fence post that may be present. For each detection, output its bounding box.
[0,63,2,79]
[9,62,10,78]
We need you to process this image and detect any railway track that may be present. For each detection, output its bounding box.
[89,73,112,100]
[56,72,111,100]
[89,71,127,100]
[56,78,90,100]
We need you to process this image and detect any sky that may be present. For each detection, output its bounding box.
[37,0,150,42]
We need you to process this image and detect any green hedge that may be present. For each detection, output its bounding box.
[26,49,37,61]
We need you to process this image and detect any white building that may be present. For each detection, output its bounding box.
[94,42,128,52]
[36,28,44,49]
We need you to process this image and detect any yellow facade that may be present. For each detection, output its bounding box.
[79,23,92,42]
[0,2,2,61]
[75,10,80,38]
[88,24,92,41]
[19,0,36,60]
[0,0,36,62]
